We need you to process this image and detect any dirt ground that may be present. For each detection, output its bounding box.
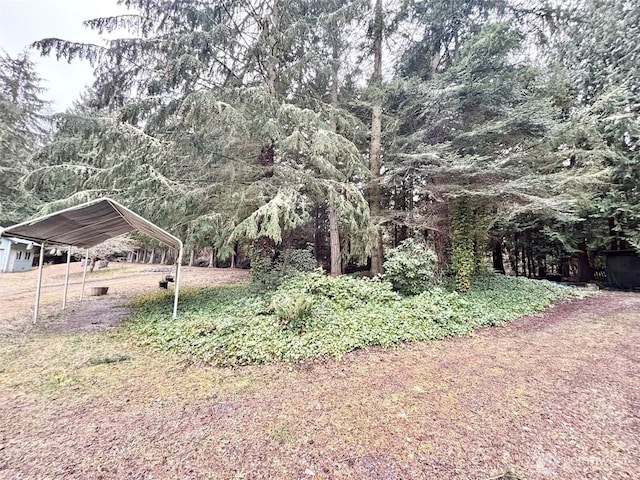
[0,265,638,480]
[0,262,249,338]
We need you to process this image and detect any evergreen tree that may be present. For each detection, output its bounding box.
[0,51,49,226]
[397,0,509,80]
[560,0,640,251]
[25,0,629,285]
[385,21,605,286]
[366,0,385,275]
[32,0,374,269]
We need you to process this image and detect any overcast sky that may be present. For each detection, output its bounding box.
[0,0,128,112]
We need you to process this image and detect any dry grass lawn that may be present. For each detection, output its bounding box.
[0,263,638,479]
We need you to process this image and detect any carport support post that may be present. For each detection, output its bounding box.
[172,244,183,319]
[80,248,89,301]
[62,246,72,309]
[33,241,46,324]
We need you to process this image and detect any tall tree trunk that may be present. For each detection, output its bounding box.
[369,0,384,275]
[328,36,342,276]
[328,208,341,276]
[209,248,215,268]
[160,249,167,265]
[576,241,593,282]
[189,249,195,267]
[313,207,322,264]
[575,223,593,282]
[524,231,531,277]
[148,248,155,264]
[433,229,448,266]
[491,238,505,273]
[537,256,546,278]
[512,233,519,276]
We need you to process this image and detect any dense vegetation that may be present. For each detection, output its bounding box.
[128,272,585,366]
[1,0,638,287]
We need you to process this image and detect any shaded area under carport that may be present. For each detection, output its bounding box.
[0,197,183,321]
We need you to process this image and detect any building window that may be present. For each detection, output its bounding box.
[25,252,31,260]
[16,251,22,260]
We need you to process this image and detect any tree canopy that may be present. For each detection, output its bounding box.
[5,0,636,286]
[0,51,49,226]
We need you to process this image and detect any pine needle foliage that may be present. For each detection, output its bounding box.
[29,0,375,262]
[0,51,50,225]
[20,0,640,277]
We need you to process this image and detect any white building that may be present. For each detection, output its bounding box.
[0,236,38,273]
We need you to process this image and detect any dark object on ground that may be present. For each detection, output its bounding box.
[605,250,640,289]
[89,286,109,296]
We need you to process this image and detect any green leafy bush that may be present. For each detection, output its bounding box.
[251,247,317,291]
[271,291,315,331]
[127,272,589,366]
[383,239,438,295]
[281,269,400,308]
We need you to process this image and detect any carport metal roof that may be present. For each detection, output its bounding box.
[1,197,181,250]
[0,197,183,321]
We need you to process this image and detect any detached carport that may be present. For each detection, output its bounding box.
[0,197,184,322]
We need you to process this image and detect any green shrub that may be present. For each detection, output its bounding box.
[383,239,438,295]
[271,291,315,331]
[251,247,317,291]
[127,272,589,366]
[281,269,400,308]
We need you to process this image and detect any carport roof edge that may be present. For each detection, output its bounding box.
[0,197,182,250]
